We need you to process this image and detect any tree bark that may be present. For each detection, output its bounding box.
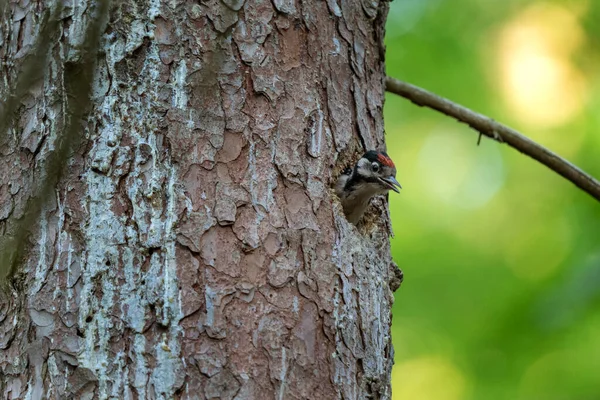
[0,1,398,399]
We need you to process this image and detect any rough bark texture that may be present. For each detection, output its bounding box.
[0,0,397,399]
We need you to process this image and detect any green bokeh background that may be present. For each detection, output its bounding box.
[385,1,600,399]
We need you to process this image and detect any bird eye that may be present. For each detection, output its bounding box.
[371,162,380,172]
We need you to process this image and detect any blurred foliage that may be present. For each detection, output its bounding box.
[385,1,600,399]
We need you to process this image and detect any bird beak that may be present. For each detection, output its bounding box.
[379,176,402,193]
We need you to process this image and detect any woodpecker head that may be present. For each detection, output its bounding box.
[335,150,401,224]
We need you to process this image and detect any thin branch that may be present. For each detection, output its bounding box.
[385,77,600,203]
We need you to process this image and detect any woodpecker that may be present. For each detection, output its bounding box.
[335,150,402,224]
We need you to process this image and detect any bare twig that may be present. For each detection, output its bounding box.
[385,77,600,203]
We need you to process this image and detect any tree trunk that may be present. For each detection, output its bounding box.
[0,1,398,399]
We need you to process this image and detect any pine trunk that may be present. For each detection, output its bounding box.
[0,1,398,399]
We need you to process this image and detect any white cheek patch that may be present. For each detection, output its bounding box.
[357,158,371,169]
[357,158,376,178]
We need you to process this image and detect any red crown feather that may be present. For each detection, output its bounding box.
[377,153,395,168]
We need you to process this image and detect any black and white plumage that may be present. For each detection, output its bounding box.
[335,150,402,224]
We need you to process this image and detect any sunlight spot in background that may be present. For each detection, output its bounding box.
[392,356,469,400]
[417,129,505,209]
[495,2,588,129]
